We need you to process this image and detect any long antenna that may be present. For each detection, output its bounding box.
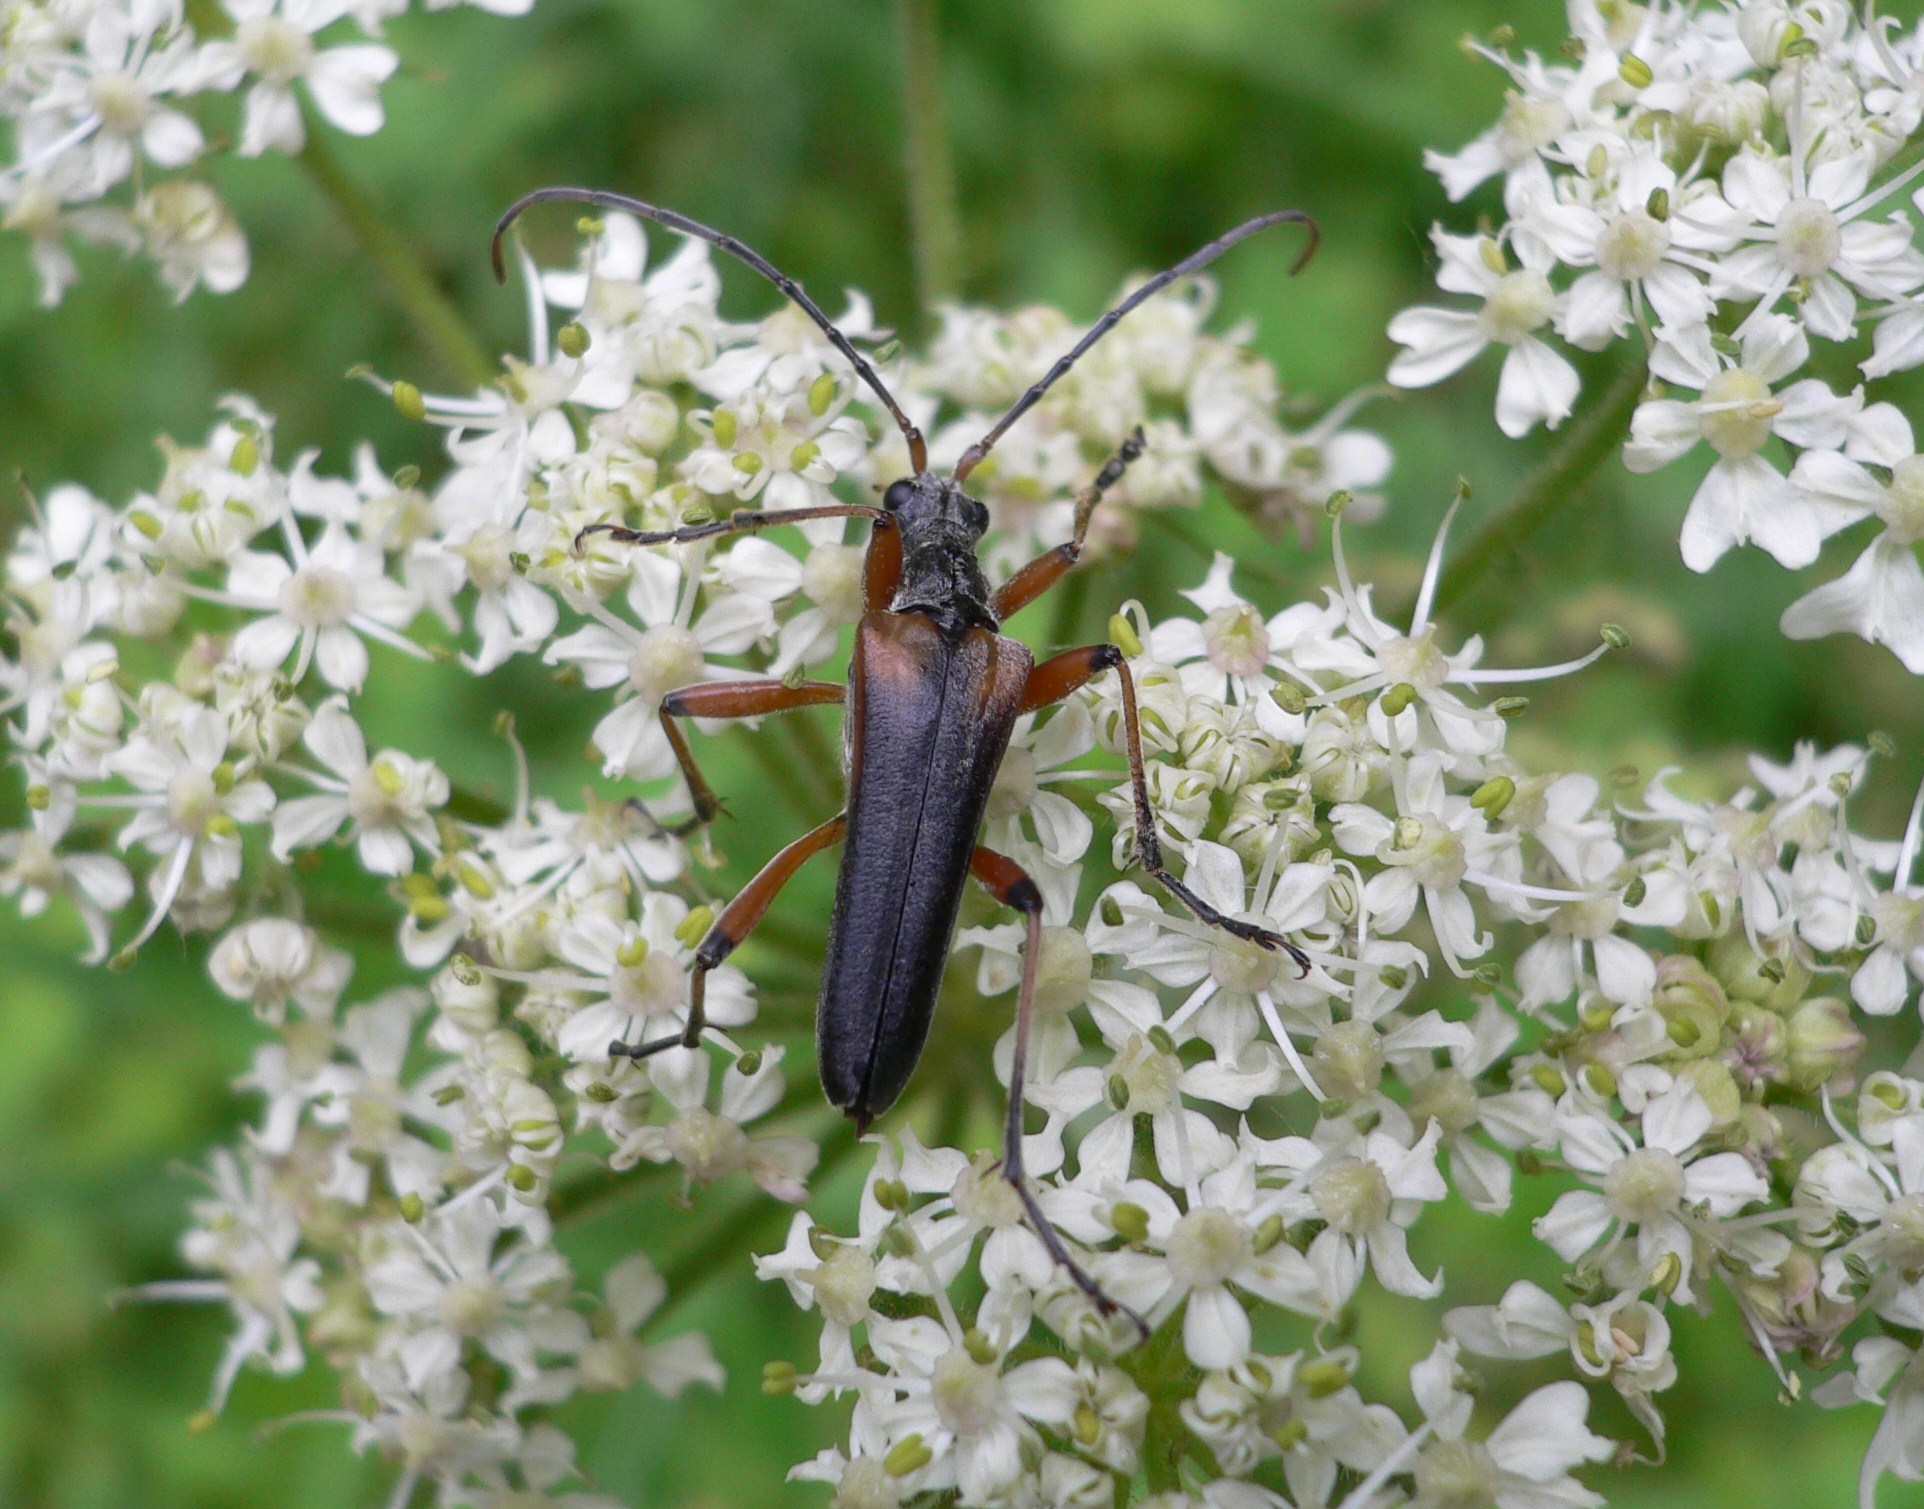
[493,187,929,474]
[952,209,1319,482]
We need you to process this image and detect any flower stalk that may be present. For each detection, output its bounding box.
[898,0,964,314]
[298,127,495,389]
[1431,354,1647,618]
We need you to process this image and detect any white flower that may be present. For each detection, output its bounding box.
[1781,404,1924,669]
[271,697,448,874]
[208,914,352,1023]
[363,1201,573,1392]
[543,550,782,782]
[1625,314,1860,570]
[1397,1341,1613,1509]
[227,518,423,690]
[1513,140,1727,350]
[1534,1087,1768,1301]
[1713,141,1924,343]
[202,0,399,156]
[104,702,273,950]
[1389,230,1581,438]
[134,178,248,299]
[507,1253,723,1407]
[613,1046,817,1201]
[506,892,754,1062]
[1266,1122,1450,1300]
[0,810,132,963]
[1139,1154,1325,1369]
[864,1314,1078,1505]
[131,1148,323,1414]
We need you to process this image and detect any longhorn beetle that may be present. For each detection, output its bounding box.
[492,190,1318,1324]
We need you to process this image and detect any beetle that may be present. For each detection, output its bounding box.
[492,189,1318,1320]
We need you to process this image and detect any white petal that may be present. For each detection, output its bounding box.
[1642,1086,1712,1155]
[1533,1190,1612,1260]
[1182,1283,1252,1368]
[1852,946,1911,1017]
[1623,399,1701,472]
[1386,307,1489,388]
[1684,1151,1768,1214]
[1488,1381,1612,1478]
[307,45,397,136]
[1494,339,1580,438]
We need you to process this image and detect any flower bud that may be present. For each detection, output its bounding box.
[884,1435,933,1477]
[1785,996,1864,1091]
[1469,776,1514,817]
[1298,1357,1351,1397]
[1653,955,1729,1059]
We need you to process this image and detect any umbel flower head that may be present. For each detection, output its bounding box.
[7,4,1924,1508]
[1390,0,1924,678]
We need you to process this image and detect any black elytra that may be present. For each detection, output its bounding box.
[492,188,1319,1330]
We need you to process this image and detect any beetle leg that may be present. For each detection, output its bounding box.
[989,425,1146,622]
[656,679,845,834]
[863,510,903,609]
[1020,644,1312,975]
[611,811,848,1061]
[970,845,1149,1340]
[575,503,886,555]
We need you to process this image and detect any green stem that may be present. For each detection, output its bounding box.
[298,127,495,389]
[898,0,964,314]
[1431,354,1647,617]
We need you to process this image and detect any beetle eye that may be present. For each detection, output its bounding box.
[883,479,914,512]
[968,499,990,533]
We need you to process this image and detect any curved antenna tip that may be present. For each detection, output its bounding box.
[1287,212,1322,276]
[952,206,1323,480]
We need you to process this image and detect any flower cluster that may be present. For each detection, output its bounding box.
[2,208,1402,1503]
[0,0,527,305]
[4,7,1924,1497]
[1390,0,1924,672]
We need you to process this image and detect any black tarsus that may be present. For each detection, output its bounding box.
[1099,643,1313,977]
[953,209,1319,482]
[493,187,929,474]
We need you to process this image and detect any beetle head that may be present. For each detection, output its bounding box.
[883,473,989,549]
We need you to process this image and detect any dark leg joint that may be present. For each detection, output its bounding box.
[1152,869,1312,976]
[608,1029,689,1061]
[1093,425,1146,491]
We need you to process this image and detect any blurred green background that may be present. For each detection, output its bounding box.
[6,0,1924,1504]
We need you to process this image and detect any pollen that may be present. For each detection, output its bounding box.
[1596,208,1672,282]
[279,564,357,628]
[1166,1208,1251,1289]
[628,624,703,703]
[1604,1147,1688,1223]
[1310,1156,1392,1234]
[1477,270,1556,345]
[1776,197,1843,279]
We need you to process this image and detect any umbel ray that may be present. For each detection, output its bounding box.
[492,187,1320,1329]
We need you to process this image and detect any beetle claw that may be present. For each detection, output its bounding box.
[1224,918,1313,978]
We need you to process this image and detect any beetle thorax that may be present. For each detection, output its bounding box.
[882,472,997,632]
